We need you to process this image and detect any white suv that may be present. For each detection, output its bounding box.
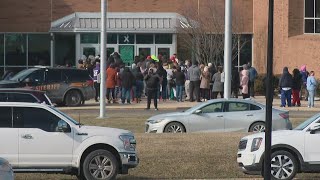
[237,113,320,180]
[0,102,138,180]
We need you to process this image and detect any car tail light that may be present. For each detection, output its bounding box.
[86,79,94,86]
[279,113,289,119]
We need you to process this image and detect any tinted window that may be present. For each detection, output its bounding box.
[228,102,250,112]
[0,107,12,128]
[136,34,154,44]
[250,104,262,110]
[63,69,91,81]
[155,34,172,44]
[26,69,45,83]
[46,69,62,82]
[7,93,38,103]
[13,107,63,132]
[200,102,223,113]
[0,93,8,101]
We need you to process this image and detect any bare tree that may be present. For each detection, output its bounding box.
[178,1,249,68]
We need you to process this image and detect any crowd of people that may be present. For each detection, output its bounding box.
[77,52,317,110]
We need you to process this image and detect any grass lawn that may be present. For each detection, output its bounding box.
[15,114,319,179]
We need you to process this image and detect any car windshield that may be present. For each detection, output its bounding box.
[49,106,80,125]
[295,113,320,130]
[10,68,37,81]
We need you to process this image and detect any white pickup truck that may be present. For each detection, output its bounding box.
[0,102,138,180]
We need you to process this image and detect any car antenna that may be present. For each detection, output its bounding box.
[78,112,81,128]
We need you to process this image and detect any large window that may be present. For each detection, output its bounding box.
[305,0,320,33]
[81,33,99,44]
[0,107,12,128]
[28,34,50,66]
[136,34,153,44]
[5,34,27,66]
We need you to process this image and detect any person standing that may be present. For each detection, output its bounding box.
[307,71,317,108]
[184,60,191,101]
[300,65,309,101]
[188,61,201,102]
[240,69,249,99]
[247,62,258,97]
[212,67,224,99]
[144,69,161,110]
[121,67,135,104]
[106,63,118,104]
[200,66,211,101]
[279,67,293,107]
[93,59,100,102]
[174,67,186,102]
[132,63,144,103]
[292,68,302,107]
[231,67,240,98]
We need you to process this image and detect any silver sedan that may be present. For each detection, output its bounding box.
[145,99,292,133]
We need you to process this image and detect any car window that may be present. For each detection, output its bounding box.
[228,102,250,112]
[250,104,262,110]
[7,93,38,103]
[63,69,91,82]
[46,69,62,82]
[26,70,45,83]
[0,93,8,102]
[13,107,68,132]
[0,107,12,128]
[200,102,223,113]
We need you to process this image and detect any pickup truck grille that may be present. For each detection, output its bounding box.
[238,139,247,150]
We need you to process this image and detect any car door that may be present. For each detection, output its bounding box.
[224,102,258,131]
[0,107,18,167]
[44,69,62,101]
[188,102,225,132]
[304,122,320,162]
[24,69,45,89]
[14,107,74,167]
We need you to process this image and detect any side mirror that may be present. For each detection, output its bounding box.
[309,125,320,134]
[57,120,70,132]
[194,110,202,114]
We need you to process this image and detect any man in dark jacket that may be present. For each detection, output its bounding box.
[231,67,240,98]
[121,67,135,104]
[187,61,201,102]
[93,59,100,102]
[292,68,302,106]
[174,67,186,102]
[144,68,161,110]
[279,67,293,107]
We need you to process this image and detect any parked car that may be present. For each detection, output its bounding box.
[0,102,138,180]
[145,99,292,133]
[0,67,95,106]
[0,88,53,106]
[0,158,14,180]
[237,113,320,180]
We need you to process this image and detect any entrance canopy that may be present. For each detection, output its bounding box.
[50,12,186,33]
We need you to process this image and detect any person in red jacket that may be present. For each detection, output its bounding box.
[106,63,118,103]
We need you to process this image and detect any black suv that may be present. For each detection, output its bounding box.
[0,67,95,106]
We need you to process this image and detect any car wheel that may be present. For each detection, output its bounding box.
[249,122,265,133]
[164,122,186,133]
[65,90,82,107]
[270,150,298,180]
[82,149,118,180]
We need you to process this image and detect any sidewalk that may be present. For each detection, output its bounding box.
[58,96,320,111]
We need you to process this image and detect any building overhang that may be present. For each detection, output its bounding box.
[50,12,188,33]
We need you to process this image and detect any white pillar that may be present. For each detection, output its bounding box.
[224,0,232,99]
[172,33,177,55]
[100,0,107,118]
[50,33,55,67]
[75,33,81,66]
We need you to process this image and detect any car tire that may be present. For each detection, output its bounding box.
[82,149,118,180]
[270,150,298,180]
[249,122,265,133]
[65,90,82,107]
[164,122,186,133]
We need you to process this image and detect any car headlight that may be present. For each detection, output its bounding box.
[147,119,164,124]
[119,135,136,151]
[251,138,263,152]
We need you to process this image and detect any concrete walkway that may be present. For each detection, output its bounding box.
[58,96,320,112]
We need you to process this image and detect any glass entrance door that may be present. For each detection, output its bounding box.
[119,45,135,66]
[156,46,172,61]
[80,44,99,59]
[136,45,155,61]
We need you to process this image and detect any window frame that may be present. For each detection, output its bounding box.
[0,107,13,128]
[304,0,320,34]
[226,102,250,112]
[199,102,224,113]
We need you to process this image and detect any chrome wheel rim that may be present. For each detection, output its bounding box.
[167,125,183,133]
[252,124,265,132]
[89,155,113,179]
[67,92,81,106]
[271,155,294,179]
